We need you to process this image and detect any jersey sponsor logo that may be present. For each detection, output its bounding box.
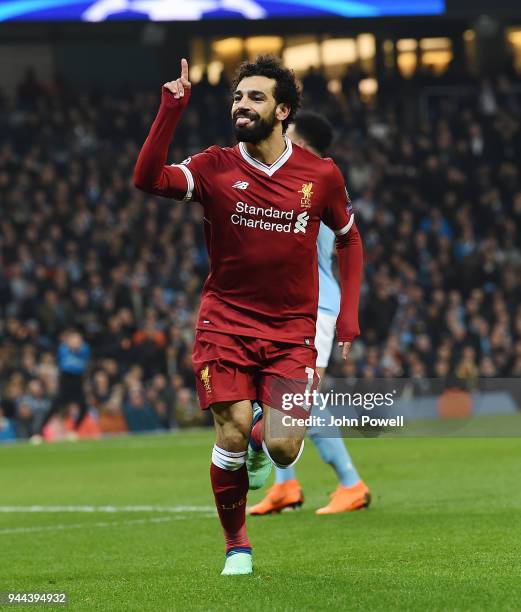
[200,365,212,393]
[298,182,313,209]
[294,211,309,234]
[230,200,311,236]
[232,180,249,190]
[231,200,294,233]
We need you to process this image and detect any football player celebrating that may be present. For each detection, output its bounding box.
[249,112,370,516]
[134,56,363,575]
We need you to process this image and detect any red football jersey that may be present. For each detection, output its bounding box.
[172,138,353,345]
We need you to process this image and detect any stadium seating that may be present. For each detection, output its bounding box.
[1,66,520,439]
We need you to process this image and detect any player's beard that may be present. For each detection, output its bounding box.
[233,108,277,144]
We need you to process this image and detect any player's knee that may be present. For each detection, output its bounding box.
[221,429,249,451]
[267,438,302,467]
[212,402,252,452]
[217,418,251,452]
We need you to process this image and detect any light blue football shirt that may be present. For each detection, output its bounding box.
[317,222,340,316]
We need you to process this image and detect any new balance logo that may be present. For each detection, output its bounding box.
[232,181,249,190]
[294,211,309,234]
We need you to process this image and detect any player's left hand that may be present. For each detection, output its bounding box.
[163,58,191,99]
[339,341,351,360]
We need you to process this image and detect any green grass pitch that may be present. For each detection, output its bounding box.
[1,418,521,611]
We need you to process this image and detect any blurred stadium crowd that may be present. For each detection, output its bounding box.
[1,63,520,441]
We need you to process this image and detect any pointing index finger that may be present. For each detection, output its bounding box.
[181,58,189,81]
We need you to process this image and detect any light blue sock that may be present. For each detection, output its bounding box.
[310,436,361,488]
[275,466,297,483]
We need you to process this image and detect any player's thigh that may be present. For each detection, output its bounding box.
[259,343,319,447]
[192,330,257,410]
[259,342,319,410]
[211,400,254,452]
[315,310,337,370]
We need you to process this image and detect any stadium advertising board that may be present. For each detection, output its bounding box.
[0,0,445,22]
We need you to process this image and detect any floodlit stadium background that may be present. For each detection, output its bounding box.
[1,0,521,442]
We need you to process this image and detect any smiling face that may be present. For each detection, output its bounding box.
[231,75,289,144]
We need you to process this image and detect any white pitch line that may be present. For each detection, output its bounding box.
[0,516,173,535]
[0,515,219,536]
[0,505,215,514]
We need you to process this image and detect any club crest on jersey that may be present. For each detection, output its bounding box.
[298,182,314,209]
[200,365,212,393]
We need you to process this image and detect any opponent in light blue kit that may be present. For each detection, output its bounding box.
[249,112,371,515]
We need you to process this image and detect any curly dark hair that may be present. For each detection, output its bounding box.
[231,55,301,132]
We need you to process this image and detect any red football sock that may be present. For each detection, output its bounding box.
[210,463,251,553]
[250,418,263,451]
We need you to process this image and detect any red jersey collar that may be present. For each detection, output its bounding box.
[238,136,293,177]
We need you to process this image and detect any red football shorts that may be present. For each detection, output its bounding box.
[192,330,319,411]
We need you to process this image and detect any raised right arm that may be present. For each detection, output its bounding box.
[133,58,193,200]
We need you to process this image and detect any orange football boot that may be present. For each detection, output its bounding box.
[248,480,304,515]
[315,481,371,515]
